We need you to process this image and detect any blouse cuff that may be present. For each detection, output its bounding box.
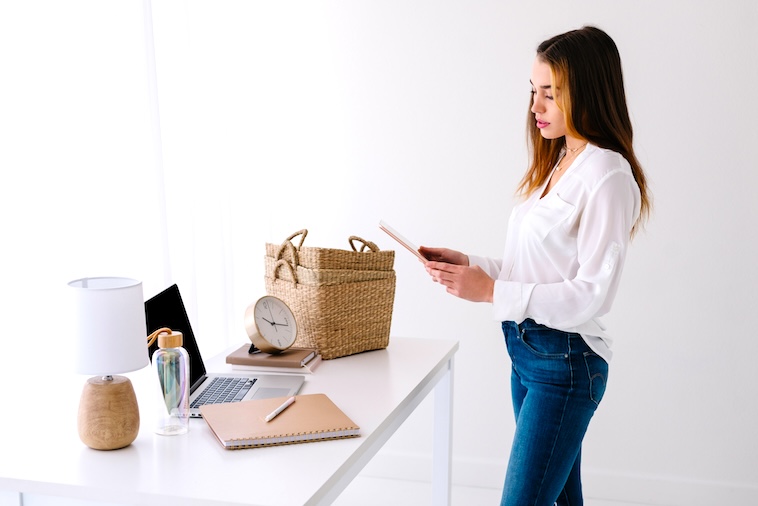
[492,280,536,323]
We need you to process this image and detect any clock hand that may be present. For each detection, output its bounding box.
[260,317,276,326]
[270,321,290,333]
[264,306,281,329]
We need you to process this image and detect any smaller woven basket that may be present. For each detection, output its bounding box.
[264,257,394,286]
[265,230,395,272]
[265,230,396,359]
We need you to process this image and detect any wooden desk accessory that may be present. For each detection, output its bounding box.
[77,375,140,450]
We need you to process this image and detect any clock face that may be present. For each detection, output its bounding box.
[250,296,297,352]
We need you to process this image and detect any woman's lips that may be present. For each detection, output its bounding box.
[536,119,550,129]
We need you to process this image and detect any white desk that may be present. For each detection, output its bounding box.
[0,337,458,506]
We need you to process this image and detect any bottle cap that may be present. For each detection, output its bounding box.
[158,331,183,349]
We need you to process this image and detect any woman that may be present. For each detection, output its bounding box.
[420,26,651,505]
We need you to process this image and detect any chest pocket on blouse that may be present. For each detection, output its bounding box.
[523,193,576,242]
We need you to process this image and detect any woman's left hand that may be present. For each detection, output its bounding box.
[425,261,495,303]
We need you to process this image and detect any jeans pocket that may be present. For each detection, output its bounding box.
[519,328,569,359]
[583,351,608,405]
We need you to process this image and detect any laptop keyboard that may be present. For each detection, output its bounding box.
[191,377,257,408]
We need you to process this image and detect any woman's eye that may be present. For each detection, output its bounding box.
[531,90,553,101]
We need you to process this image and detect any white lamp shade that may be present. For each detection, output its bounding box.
[69,277,149,376]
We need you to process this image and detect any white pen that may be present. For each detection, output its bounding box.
[264,396,296,422]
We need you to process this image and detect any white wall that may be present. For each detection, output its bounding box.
[150,2,758,503]
[2,1,756,504]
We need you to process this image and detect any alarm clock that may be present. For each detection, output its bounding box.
[244,295,298,354]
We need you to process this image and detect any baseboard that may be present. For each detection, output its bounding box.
[582,468,758,506]
[359,450,758,506]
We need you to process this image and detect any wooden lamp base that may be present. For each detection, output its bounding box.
[77,375,140,450]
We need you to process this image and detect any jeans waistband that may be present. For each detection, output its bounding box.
[503,318,581,338]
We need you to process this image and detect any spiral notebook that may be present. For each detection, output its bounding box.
[199,393,360,449]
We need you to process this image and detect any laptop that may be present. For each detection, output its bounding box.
[145,284,304,418]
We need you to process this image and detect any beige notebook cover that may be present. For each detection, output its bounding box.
[200,393,360,450]
[225,345,318,368]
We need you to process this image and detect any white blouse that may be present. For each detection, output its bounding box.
[468,144,641,362]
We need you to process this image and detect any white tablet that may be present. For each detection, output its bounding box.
[379,220,427,262]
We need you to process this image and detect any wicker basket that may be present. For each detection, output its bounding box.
[264,257,394,286]
[264,231,395,359]
[266,230,395,272]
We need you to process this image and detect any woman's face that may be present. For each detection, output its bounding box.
[530,57,567,140]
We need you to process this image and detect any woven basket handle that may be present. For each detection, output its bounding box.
[285,229,308,250]
[274,240,298,265]
[274,229,308,265]
[349,236,380,253]
[272,258,298,285]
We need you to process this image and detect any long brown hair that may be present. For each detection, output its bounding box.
[518,26,651,236]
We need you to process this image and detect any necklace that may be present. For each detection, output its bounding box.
[565,142,588,154]
[555,142,587,173]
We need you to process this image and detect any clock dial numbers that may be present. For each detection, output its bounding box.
[244,296,298,354]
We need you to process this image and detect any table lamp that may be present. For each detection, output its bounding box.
[69,277,149,450]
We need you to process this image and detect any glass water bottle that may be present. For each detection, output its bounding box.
[152,330,190,435]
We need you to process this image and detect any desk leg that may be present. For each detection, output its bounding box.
[432,356,453,506]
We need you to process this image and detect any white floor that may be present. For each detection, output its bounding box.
[333,475,644,506]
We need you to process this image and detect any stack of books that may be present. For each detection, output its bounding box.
[225,345,322,374]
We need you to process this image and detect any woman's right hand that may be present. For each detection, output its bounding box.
[420,247,493,302]
[418,246,469,266]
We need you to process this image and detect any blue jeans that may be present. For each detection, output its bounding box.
[500,319,608,506]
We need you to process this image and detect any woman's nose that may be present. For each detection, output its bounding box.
[531,96,543,114]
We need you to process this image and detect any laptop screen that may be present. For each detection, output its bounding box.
[144,284,207,391]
